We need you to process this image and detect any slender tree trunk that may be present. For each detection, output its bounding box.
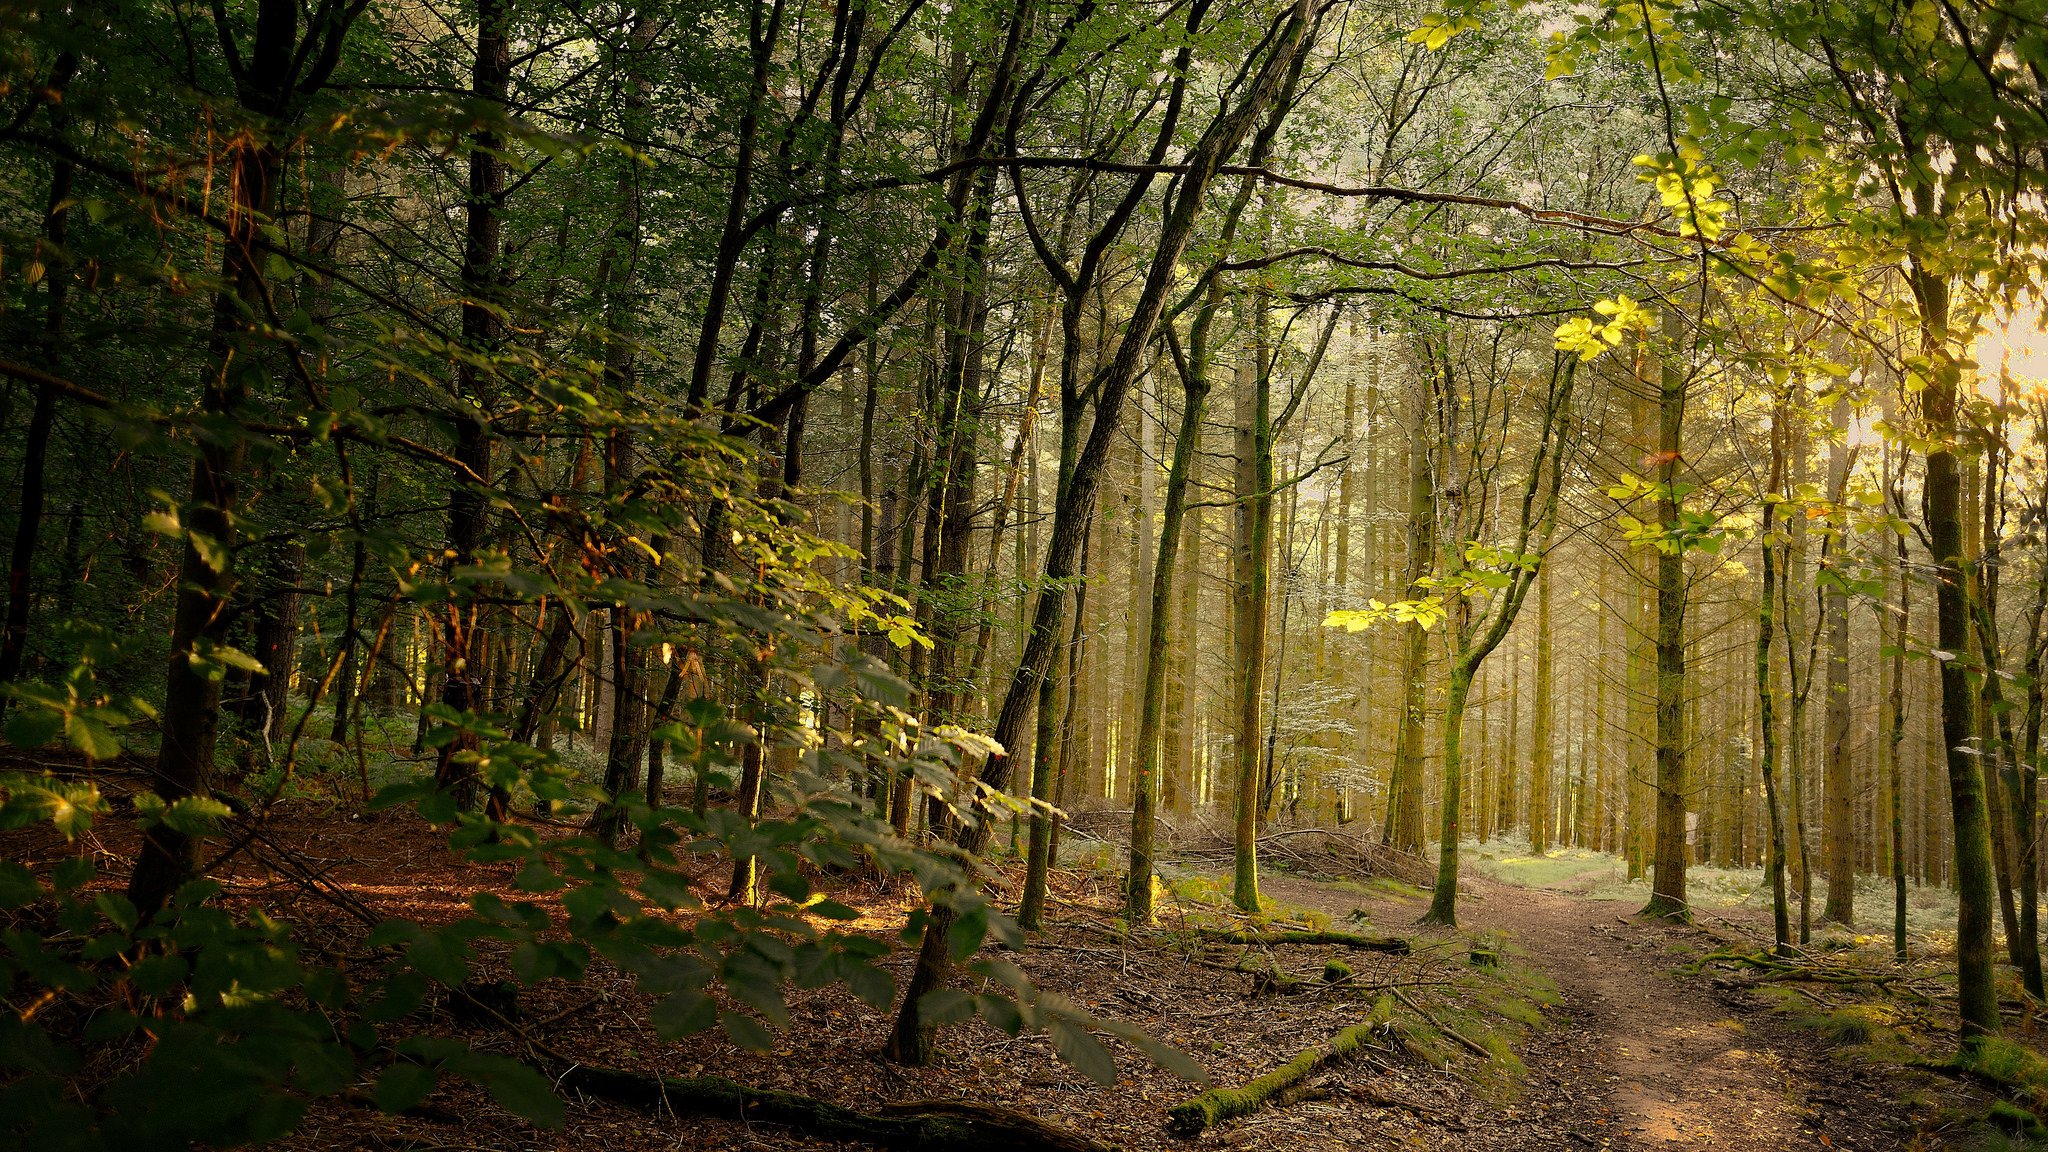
[432,0,512,814]
[1125,326,1211,922]
[1229,300,1274,912]
[1758,403,1791,954]
[1530,563,1554,852]
[1384,378,1433,853]
[1644,313,1690,920]
[1885,480,1910,962]
[1913,266,2000,1043]
[1422,665,1475,924]
[888,1,1315,1060]
[1821,400,1855,923]
[0,59,78,709]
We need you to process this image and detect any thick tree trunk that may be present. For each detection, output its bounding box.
[129,0,356,918]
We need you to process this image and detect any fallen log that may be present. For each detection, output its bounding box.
[1167,1017,1388,1136]
[556,1065,1117,1152]
[1199,927,1411,954]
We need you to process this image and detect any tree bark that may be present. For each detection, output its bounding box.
[129,0,358,921]
[1530,563,1554,852]
[1383,376,1433,854]
[1643,310,1690,921]
[0,55,78,710]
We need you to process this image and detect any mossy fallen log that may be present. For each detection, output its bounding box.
[1200,927,1411,954]
[556,1065,1116,1152]
[1166,1017,1388,1136]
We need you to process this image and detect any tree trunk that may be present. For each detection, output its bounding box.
[0,59,77,711]
[1643,312,1689,920]
[1758,402,1791,954]
[1229,302,1274,912]
[888,1,1315,1060]
[1530,563,1554,853]
[433,0,512,814]
[1884,467,1910,962]
[1913,266,2000,1043]
[1383,377,1433,853]
[1125,324,1211,923]
[129,0,358,920]
[1422,665,1475,925]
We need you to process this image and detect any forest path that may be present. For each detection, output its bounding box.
[1266,870,1919,1150]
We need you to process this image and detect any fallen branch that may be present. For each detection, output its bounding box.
[555,1065,1116,1152]
[1167,1016,1390,1137]
[1198,928,1411,954]
[1389,986,1492,1060]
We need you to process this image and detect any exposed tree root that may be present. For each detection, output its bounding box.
[1166,1017,1391,1136]
[554,1064,1118,1151]
[1197,927,1411,954]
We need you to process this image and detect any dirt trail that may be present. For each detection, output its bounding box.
[1468,874,1910,1150]
[1273,871,1923,1150]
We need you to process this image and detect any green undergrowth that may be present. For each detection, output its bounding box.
[1466,836,1966,954]
[1385,936,1559,1094]
[1960,1037,2048,1110]
[1725,959,2048,1145]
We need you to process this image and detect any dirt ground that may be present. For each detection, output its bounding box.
[1286,872,1942,1151]
[7,791,2000,1150]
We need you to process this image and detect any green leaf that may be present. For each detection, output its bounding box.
[407,931,472,985]
[373,1062,438,1114]
[66,714,122,761]
[918,987,976,1025]
[1095,1017,1210,1084]
[651,990,718,1038]
[720,1011,775,1052]
[0,861,42,908]
[453,1053,565,1128]
[1045,1017,1117,1085]
[156,795,234,836]
[975,993,1023,1036]
[52,856,93,892]
[844,963,894,1010]
[5,708,62,750]
[946,904,988,962]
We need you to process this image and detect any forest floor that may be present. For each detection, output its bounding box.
[10,774,2023,1151]
[1265,868,1945,1151]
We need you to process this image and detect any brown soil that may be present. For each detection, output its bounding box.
[6,785,1983,1150]
[1438,875,1931,1150]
